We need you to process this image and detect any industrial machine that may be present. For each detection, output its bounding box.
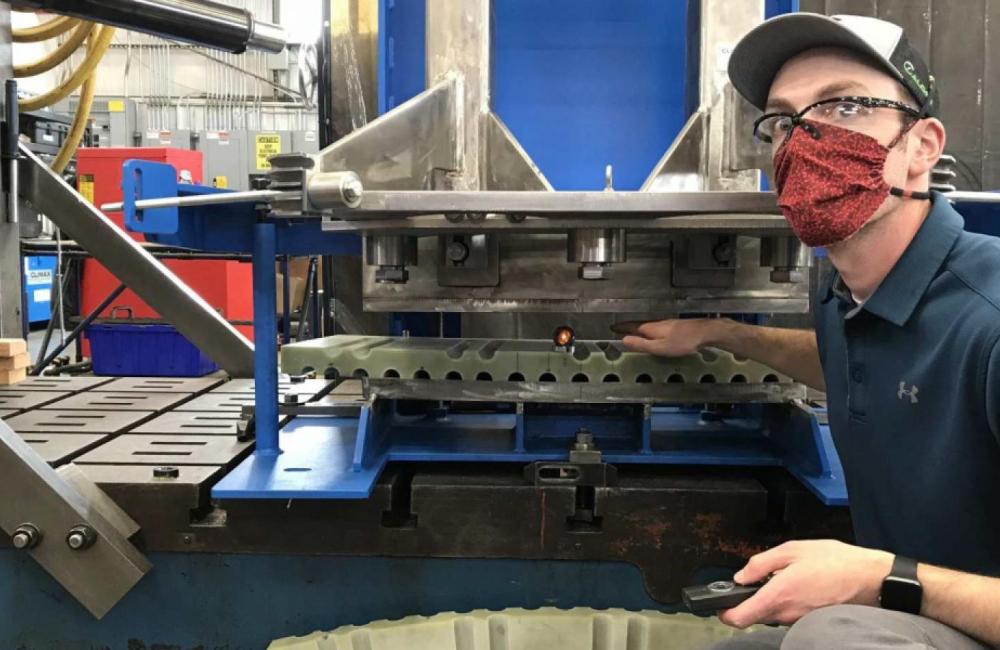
[13,0,982,644]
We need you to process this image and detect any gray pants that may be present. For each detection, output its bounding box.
[707,604,989,649]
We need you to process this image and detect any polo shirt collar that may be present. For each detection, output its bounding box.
[821,192,964,326]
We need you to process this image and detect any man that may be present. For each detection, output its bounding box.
[615,13,1000,649]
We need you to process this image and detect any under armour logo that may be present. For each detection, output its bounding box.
[897,381,919,404]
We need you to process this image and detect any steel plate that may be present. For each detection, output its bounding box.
[3,410,153,434]
[75,435,253,466]
[17,433,112,464]
[0,409,13,419]
[45,391,193,412]
[0,376,114,392]
[0,391,71,411]
[211,377,332,395]
[95,376,225,394]
[130,411,243,436]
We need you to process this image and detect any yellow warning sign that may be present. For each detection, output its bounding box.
[78,174,95,205]
[255,133,282,170]
[107,99,125,113]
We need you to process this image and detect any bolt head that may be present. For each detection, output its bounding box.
[579,263,612,280]
[342,178,363,202]
[446,241,470,263]
[12,532,30,549]
[66,532,85,550]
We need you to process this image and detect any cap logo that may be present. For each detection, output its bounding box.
[902,60,929,97]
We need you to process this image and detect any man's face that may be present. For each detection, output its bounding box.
[765,47,918,227]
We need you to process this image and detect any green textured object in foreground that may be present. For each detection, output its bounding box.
[280,335,789,385]
[268,607,771,649]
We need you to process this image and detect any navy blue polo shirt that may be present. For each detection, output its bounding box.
[815,193,1000,576]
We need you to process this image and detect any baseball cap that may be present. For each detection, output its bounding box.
[728,13,939,118]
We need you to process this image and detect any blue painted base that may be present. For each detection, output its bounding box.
[0,550,685,649]
[212,405,848,506]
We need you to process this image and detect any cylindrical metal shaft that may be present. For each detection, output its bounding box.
[14,0,286,53]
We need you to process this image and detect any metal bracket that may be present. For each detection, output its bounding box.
[0,420,151,619]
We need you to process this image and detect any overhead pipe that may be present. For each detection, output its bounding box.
[13,0,286,53]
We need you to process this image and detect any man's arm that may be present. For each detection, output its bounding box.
[718,540,1000,647]
[613,318,826,391]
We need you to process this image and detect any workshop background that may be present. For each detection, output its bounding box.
[0,0,997,648]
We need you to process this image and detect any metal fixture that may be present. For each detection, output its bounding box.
[569,428,601,464]
[15,0,287,53]
[760,236,811,283]
[365,235,417,284]
[568,229,626,280]
[11,523,41,550]
[152,466,180,479]
[66,524,97,551]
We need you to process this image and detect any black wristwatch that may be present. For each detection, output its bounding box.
[880,555,922,614]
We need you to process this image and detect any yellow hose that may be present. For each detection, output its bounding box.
[12,15,79,43]
[50,72,95,174]
[19,24,115,112]
[14,20,95,77]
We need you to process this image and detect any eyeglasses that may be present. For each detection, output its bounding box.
[753,96,922,144]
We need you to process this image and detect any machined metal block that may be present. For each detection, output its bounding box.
[19,433,112,464]
[4,410,153,434]
[0,376,114,392]
[95,376,225,394]
[44,391,193,412]
[281,335,791,386]
[131,411,243,436]
[75,435,253,466]
[0,391,71,411]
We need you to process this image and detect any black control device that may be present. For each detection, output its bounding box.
[682,580,765,613]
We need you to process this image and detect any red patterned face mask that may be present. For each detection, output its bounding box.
[772,119,928,247]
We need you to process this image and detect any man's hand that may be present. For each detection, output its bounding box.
[719,540,893,629]
[612,319,718,357]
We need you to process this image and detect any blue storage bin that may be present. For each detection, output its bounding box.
[86,321,218,377]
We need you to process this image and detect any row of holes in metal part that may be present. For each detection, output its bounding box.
[332,368,780,384]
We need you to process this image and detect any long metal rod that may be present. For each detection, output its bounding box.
[31,283,125,376]
[18,144,255,377]
[14,0,286,54]
[100,189,284,213]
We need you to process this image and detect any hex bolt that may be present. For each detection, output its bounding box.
[153,466,180,479]
[11,523,41,550]
[574,428,595,449]
[65,525,97,551]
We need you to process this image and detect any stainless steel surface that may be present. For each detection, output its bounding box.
[0,391,70,411]
[15,0,286,53]
[56,465,140,539]
[96,376,225,394]
[323,212,794,234]
[19,146,255,377]
[483,112,552,191]
[4,410,152,434]
[0,419,150,619]
[0,409,14,419]
[41,391,193,412]
[316,76,459,186]
[19,433,111,465]
[76,435,253,467]
[426,0,490,191]
[328,0,379,136]
[0,376,115,392]
[328,190,781,221]
[364,378,806,405]
[174,392,258,413]
[131,411,243,436]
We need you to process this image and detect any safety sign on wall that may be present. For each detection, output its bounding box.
[255,134,282,170]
